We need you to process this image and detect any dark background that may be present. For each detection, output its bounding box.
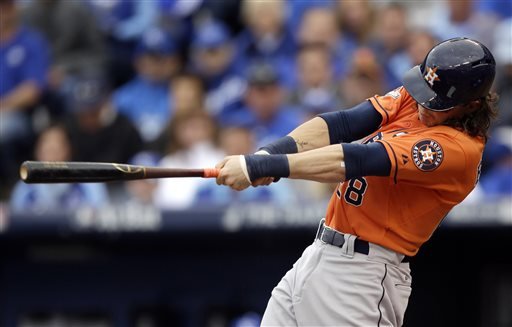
[1,206,511,327]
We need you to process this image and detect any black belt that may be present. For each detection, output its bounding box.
[316,223,410,263]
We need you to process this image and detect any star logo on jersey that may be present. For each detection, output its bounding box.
[424,66,440,87]
[420,147,435,161]
[412,139,444,171]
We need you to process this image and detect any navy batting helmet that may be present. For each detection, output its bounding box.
[402,37,496,111]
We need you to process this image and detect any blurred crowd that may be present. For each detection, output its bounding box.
[1,0,511,212]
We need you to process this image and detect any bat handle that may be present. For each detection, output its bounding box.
[203,168,220,178]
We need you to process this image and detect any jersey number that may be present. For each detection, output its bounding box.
[343,178,368,206]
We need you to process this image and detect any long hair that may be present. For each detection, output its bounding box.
[442,92,499,141]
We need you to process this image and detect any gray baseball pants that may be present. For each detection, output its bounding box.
[261,231,412,326]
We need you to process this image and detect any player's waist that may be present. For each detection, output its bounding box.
[316,219,411,264]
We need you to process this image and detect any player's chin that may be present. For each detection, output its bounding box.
[419,116,435,127]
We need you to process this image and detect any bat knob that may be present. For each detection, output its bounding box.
[19,161,29,181]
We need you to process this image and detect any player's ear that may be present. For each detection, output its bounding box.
[449,100,480,119]
[461,100,482,115]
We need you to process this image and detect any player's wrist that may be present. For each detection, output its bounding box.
[238,155,251,183]
[244,154,290,182]
[258,136,298,155]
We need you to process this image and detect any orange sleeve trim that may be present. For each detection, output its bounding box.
[370,96,389,125]
[377,140,398,184]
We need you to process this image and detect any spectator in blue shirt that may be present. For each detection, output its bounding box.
[287,0,334,33]
[0,0,49,124]
[477,0,512,19]
[113,27,180,144]
[479,144,512,199]
[288,44,343,119]
[225,62,303,148]
[157,0,201,56]
[0,0,50,194]
[84,0,157,42]
[10,123,109,212]
[369,29,437,98]
[426,0,502,50]
[159,0,203,17]
[83,0,158,86]
[297,7,356,83]
[235,0,296,88]
[336,0,375,47]
[190,20,246,121]
[492,18,512,127]
[369,3,410,90]
[469,137,512,202]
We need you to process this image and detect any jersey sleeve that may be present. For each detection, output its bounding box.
[318,100,382,144]
[376,132,480,202]
[368,86,414,126]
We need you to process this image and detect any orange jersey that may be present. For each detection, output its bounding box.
[325,87,485,256]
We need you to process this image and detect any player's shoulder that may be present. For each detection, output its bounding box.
[369,86,417,124]
[426,125,484,146]
[380,86,416,105]
[419,125,485,161]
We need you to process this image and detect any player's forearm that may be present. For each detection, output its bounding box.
[243,142,390,185]
[287,144,345,183]
[287,117,331,153]
[261,101,382,155]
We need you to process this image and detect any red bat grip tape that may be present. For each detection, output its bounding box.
[203,168,220,178]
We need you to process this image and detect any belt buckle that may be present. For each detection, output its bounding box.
[317,218,327,244]
[319,225,328,244]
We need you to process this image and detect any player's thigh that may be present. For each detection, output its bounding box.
[383,263,412,326]
[262,242,323,326]
[293,250,389,326]
[261,266,296,326]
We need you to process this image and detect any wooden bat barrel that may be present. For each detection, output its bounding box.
[19,161,219,183]
[20,161,147,183]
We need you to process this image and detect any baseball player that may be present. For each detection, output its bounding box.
[216,37,497,326]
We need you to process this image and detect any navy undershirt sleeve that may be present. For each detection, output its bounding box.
[318,100,382,144]
[342,142,391,180]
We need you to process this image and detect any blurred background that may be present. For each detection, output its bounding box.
[0,0,511,326]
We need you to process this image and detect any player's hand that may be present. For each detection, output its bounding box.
[252,177,274,187]
[215,156,251,191]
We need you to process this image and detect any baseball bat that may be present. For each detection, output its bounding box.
[20,161,219,184]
